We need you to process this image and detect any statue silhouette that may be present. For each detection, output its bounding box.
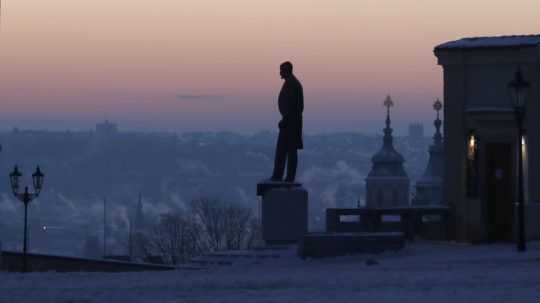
[270,61,304,182]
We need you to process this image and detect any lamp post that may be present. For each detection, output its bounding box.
[9,165,44,272]
[508,68,530,252]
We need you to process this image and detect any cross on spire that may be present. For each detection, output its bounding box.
[383,95,394,129]
[381,95,395,147]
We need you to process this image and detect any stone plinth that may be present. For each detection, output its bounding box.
[257,181,308,244]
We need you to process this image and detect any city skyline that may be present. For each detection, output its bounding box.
[1,0,539,132]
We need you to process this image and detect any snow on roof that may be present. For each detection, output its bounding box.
[435,35,540,50]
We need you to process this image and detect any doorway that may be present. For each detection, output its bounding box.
[485,143,514,242]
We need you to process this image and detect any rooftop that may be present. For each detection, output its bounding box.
[435,34,540,51]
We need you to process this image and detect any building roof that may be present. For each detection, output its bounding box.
[435,35,540,51]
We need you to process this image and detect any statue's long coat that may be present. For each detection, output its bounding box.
[278,75,304,150]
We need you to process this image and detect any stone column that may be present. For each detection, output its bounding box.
[257,182,308,245]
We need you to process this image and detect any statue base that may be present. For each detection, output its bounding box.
[257,181,308,244]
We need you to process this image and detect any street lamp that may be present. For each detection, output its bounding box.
[508,67,530,252]
[9,165,45,272]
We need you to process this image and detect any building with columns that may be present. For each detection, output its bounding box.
[365,95,410,208]
[434,35,540,243]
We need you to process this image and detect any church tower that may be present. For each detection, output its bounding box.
[130,193,147,261]
[412,99,445,206]
[365,95,410,208]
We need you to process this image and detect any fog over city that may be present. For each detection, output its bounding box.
[0,121,430,256]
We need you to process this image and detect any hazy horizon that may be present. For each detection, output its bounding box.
[1,0,539,133]
[0,104,435,135]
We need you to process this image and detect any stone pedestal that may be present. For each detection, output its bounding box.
[257,182,308,244]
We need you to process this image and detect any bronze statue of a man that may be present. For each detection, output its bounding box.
[270,61,304,182]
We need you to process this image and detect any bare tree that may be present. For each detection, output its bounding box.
[146,213,201,265]
[190,198,226,251]
[245,217,262,249]
[222,203,253,250]
[190,198,258,251]
[145,199,259,264]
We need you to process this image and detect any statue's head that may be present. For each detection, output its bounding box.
[280,61,293,79]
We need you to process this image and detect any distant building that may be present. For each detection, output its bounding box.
[365,95,410,208]
[408,123,424,140]
[435,35,540,242]
[96,120,118,138]
[94,120,119,150]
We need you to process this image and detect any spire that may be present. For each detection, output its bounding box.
[433,99,443,147]
[412,98,445,206]
[383,95,394,147]
[134,193,145,233]
[367,94,407,177]
[131,193,146,261]
[365,94,410,208]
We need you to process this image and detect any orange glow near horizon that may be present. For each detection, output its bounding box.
[1,0,540,132]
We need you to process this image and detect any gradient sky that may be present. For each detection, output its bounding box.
[1,0,539,133]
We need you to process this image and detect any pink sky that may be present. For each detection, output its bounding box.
[0,0,539,133]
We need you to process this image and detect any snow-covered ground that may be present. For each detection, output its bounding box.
[3,242,540,303]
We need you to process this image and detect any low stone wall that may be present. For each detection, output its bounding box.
[0,251,174,272]
[326,207,450,242]
[299,232,405,258]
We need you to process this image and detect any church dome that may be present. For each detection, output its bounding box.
[367,95,408,178]
[371,144,405,163]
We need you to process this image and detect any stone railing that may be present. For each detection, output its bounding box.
[326,206,450,241]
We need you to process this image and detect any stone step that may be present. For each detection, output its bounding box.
[189,258,234,266]
[175,264,208,270]
[188,246,295,267]
[251,245,293,251]
[202,252,280,259]
[299,232,405,258]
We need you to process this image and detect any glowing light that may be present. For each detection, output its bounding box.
[468,133,477,160]
[522,135,527,157]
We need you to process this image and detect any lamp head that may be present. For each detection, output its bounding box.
[32,166,44,196]
[508,67,531,110]
[9,165,22,195]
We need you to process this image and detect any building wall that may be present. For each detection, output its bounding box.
[437,47,540,242]
[442,64,468,241]
[526,63,540,206]
[365,178,410,208]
